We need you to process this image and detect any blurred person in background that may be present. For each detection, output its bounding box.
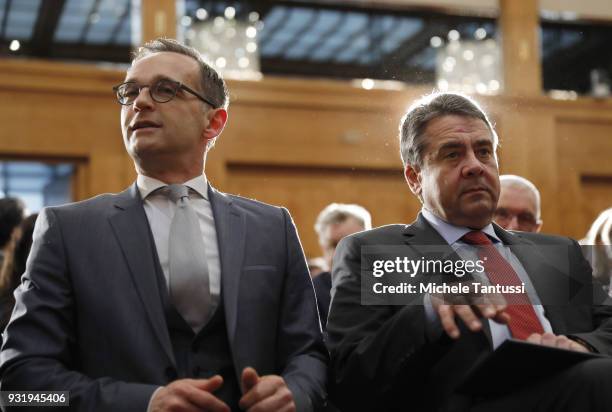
[312,203,371,327]
[0,214,37,342]
[580,208,612,296]
[307,257,328,279]
[0,198,25,271]
[494,175,542,233]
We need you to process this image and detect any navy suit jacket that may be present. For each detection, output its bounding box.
[327,214,612,412]
[0,184,327,411]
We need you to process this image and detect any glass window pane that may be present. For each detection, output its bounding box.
[180,1,498,87]
[541,19,612,95]
[0,161,75,213]
[2,0,133,64]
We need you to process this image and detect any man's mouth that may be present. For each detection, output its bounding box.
[463,186,489,195]
[129,120,161,132]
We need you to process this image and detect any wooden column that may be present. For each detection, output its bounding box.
[140,0,177,44]
[499,0,542,96]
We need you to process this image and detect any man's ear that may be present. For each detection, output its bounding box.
[535,220,543,233]
[204,108,228,141]
[405,164,422,197]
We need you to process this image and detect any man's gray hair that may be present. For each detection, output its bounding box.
[314,203,372,238]
[399,92,498,168]
[500,174,542,219]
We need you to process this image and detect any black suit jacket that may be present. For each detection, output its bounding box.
[0,184,327,411]
[326,214,612,412]
[313,271,331,328]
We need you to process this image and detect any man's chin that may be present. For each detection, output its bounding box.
[459,205,495,228]
[129,139,163,156]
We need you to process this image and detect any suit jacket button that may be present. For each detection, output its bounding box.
[165,367,177,381]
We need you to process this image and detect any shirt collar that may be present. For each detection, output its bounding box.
[421,208,499,245]
[136,174,209,200]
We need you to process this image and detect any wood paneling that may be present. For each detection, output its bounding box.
[0,59,610,258]
[226,164,417,256]
[556,118,612,238]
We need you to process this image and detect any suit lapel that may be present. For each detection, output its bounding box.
[108,184,175,365]
[403,214,494,345]
[208,185,246,352]
[494,226,568,333]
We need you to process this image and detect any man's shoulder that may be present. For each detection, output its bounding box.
[343,224,408,245]
[507,230,576,246]
[214,189,285,217]
[44,188,132,218]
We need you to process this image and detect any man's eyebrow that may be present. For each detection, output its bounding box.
[122,74,175,83]
[473,138,494,146]
[437,141,465,151]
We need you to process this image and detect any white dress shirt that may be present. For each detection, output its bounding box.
[421,208,552,348]
[136,174,221,305]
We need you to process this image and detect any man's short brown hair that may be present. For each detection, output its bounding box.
[133,37,229,110]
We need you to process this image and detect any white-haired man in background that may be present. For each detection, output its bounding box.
[494,175,542,233]
[312,203,371,327]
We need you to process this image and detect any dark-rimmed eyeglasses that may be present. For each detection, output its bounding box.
[113,78,217,107]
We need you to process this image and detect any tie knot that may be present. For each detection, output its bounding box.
[166,184,189,203]
[462,231,493,246]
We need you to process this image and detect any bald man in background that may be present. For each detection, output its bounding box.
[494,175,543,233]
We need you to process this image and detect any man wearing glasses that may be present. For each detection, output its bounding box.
[494,175,543,233]
[0,38,327,412]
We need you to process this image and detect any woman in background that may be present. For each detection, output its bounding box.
[581,208,612,296]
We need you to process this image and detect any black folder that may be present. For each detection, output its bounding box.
[457,339,603,396]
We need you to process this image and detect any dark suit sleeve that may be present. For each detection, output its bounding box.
[0,208,157,412]
[326,235,449,411]
[566,239,612,355]
[277,208,328,412]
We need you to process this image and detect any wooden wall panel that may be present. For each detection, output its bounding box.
[0,58,610,259]
[0,59,134,200]
[225,164,417,257]
[580,177,612,239]
[556,118,612,239]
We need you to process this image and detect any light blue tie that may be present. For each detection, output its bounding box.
[167,184,210,332]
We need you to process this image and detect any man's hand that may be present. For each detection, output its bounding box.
[150,376,230,412]
[527,332,590,352]
[431,293,510,339]
[239,367,296,412]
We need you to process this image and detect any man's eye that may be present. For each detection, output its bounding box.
[445,152,459,159]
[495,209,509,218]
[122,87,139,97]
[157,85,175,94]
[478,148,492,156]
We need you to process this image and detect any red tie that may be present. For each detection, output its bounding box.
[461,231,544,340]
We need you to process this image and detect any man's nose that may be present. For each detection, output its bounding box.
[133,86,154,111]
[462,151,484,177]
